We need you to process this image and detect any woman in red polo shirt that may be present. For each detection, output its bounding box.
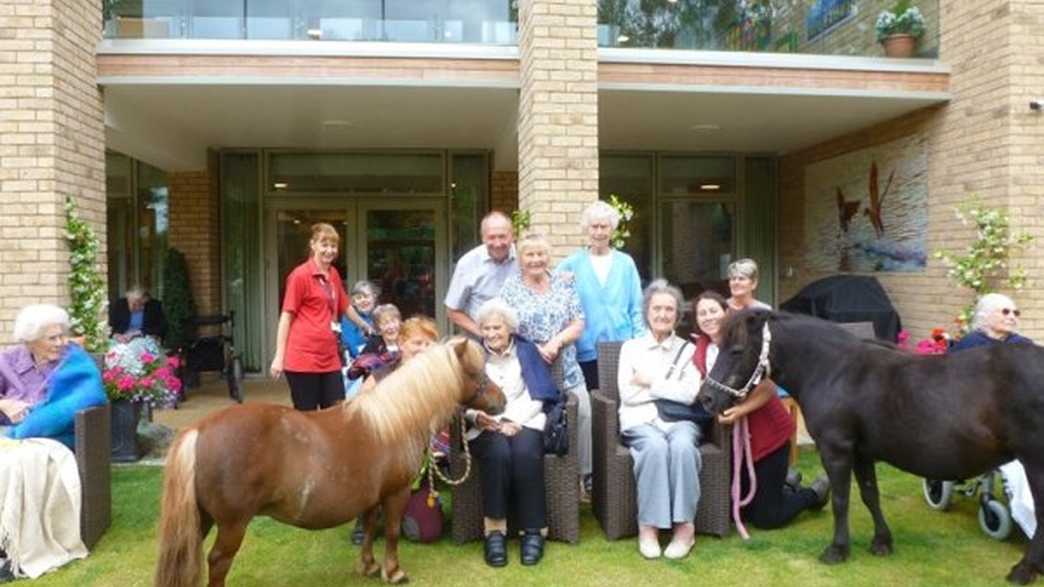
[692,291,830,529]
[270,223,354,410]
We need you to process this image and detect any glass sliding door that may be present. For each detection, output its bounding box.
[265,206,355,359]
[658,200,736,302]
[357,199,447,325]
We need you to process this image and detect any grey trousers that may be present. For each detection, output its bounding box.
[622,421,702,529]
[565,382,592,477]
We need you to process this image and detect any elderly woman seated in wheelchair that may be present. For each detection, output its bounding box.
[923,293,1037,541]
[463,298,562,568]
[0,304,108,580]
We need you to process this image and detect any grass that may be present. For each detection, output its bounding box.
[33,450,1026,586]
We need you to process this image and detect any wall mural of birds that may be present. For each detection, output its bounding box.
[836,187,860,233]
[833,160,896,238]
[863,161,895,238]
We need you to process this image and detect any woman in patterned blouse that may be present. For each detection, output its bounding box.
[499,233,592,499]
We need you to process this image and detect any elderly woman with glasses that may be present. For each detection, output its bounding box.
[0,304,106,447]
[952,293,1033,350]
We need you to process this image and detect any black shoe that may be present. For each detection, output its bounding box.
[484,531,507,567]
[520,530,545,566]
[785,468,803,491]
[0,558,14,583]
[809,475,831,510]
[351,519,366,545]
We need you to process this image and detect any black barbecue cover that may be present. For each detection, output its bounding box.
[779,275,901,342]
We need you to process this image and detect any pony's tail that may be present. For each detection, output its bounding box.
[155,429,203,587]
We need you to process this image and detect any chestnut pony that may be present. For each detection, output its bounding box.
[700,310,1044,585]
[155,338,505,587]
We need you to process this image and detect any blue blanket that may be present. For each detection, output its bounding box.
[8,344,108,449]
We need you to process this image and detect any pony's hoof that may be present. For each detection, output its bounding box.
[869,537,893,557]
[1006,562,1038,585]
[819,544,849,565]
[357,560,381,578]
[382,568,409,584]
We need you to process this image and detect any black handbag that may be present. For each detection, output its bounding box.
[653,341,714,426]
[543,399,569,456]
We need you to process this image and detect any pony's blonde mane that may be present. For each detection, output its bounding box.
[345,338,482,463]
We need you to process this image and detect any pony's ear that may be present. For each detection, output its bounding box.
[452,337,470,359]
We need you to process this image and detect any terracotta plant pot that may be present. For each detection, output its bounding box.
[881,34,917,58]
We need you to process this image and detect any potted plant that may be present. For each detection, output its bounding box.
[875,0,926,58]
[64,197,108,353]
[103,336,182,462]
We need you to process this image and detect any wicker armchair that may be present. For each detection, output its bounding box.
[591,340,731,540]
[75,404,112,550]
[449,393,580,544]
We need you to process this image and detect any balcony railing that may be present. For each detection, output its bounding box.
[597,0,939,58]
[103,0,518,45]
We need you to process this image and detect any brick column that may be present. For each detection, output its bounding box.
[0,0,105,342]
[517,0,599,259]
[168,155,221,315]
[491,170,519,214]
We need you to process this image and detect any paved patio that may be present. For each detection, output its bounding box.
[153,374,291,432]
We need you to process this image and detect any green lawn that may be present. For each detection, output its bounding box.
[34,451,1026,586]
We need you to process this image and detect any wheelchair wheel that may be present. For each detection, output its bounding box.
[227,357,244,404]
[979,499,1013,540]
[923,479,955,510]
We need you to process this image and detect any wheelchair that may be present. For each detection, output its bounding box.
[923,471,1014,540]
[182,312,244,403]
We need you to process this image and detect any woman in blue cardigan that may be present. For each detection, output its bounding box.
[557,200,645,392]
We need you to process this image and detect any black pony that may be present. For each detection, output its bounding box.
[699,309,1044,585]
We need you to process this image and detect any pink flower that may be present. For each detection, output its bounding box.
[166,356,180,369]
[102,370,117,383]
[140,352,156,364]
[117,376,136,392]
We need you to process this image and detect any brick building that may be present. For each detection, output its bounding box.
[1,1,1041,373]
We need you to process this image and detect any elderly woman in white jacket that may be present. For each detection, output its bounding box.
[617,279,701,561]
[465,298,553,568]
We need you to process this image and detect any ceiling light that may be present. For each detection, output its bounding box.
[273,182,288,189]
[617,34,630,43]
[322,120,353,127]
[689,124,720,131]
[307,28,321,40]
[700,184,721,191]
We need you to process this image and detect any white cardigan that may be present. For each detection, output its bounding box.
[616,332,700,433]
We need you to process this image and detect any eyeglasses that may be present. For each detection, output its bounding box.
[1001,308,1021,317]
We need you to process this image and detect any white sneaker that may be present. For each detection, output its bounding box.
[663,536,694,560]
[639,535,662,559]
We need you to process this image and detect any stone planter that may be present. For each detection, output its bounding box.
[110,399,142,463]
[881,34,917,58]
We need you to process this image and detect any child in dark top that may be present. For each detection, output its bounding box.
[348,304,402,381]
[340,280,379,361]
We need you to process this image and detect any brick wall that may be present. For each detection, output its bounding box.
[0,0,105,344]
[517,0,599,260]
[490,170,519,215]
[779,0,1043,340]
[167,156,221,315]
[771,0,941,57]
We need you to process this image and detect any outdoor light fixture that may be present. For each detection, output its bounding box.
[617,34,630,43]
[307,28,321,40]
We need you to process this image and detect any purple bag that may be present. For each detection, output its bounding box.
[401,478,443,543]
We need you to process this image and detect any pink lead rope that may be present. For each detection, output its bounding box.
[731,415,757,540]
